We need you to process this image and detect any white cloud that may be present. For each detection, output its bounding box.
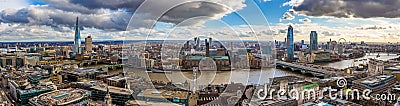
[299,18,311,23]
[0,0,29,10]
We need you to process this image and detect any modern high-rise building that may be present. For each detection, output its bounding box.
[205,39,210,57]
[286,25,294,61]
[196,37,200,50]
[310,31,318,51]
[85,36,92,53]
[73,17,82,54]
[209,38,212,49]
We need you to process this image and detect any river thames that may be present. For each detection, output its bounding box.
[122,53,399,86]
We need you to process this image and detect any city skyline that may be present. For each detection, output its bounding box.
[0,0,398,42]
[2,1,400,106]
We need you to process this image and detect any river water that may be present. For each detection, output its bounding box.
[122,53,398,85]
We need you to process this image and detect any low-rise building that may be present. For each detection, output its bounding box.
[90,85,132,106]
[136,89,189,105]
[105,76,127,88]
[61,68,106,82]
[352,74,396,94]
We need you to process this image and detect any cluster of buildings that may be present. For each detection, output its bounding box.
[0,17,133,106]
[127,37,275,71]
[278,25,366,63]
[1,16,400,106]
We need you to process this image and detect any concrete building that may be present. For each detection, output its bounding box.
[310,51,331,63]
[0,54,26,67]
[352,74,396,105]
[90,85,132,106]
[136,89,189,105]
[8,80,53,105]
[183,56,230,71]
[352,74,396,95]
[60,68,107,82]
[105,76,127,88]
[367,59,384,76]
[85,36,93,53]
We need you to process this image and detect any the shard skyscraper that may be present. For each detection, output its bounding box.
[73,17,82,54]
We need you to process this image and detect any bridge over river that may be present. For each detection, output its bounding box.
[276,61,342,78]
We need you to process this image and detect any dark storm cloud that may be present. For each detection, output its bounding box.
[0,6,131,30]
[0,0,245,31]
[293,0,400,18]
[159,2,226,24]
[68,0,144,11]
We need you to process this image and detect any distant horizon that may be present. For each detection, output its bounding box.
[0,39,395,44]
[1,0,400,42]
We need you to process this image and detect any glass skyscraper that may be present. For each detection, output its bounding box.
[310,31,318,51]
[74,17,82,54]
[286,25,294,61]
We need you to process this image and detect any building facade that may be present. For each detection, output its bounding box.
[368,59,384,76]
[286,25,294,61]
[85,36,93,53]
[310,31,318,51]
[73,17,82,54]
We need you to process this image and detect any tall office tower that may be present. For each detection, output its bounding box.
[209,38,212,49]
[231,42,233,51]
[205,39,210,57]
[130,44,134,51]
[74,17,82,54]
[85,36,93,53]
[196,37,200,50]
[194,37,198,50]
[7,44,10,53]
[310,31,318,51]
[286,25,294,61]
[185,41,190,50]
[326,41,331,50]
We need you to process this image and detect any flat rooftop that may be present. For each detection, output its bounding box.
[355,74,394,87]
[137,89,188,100]
[90,85,131,95]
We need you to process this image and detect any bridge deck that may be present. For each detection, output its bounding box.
[276,61,339,78]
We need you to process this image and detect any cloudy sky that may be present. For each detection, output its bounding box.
[0,0,400,42]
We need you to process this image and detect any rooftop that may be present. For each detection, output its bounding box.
[355,74,395,87]
[29,88,89,106]
[62,68,104,76]
[90,85,131,95]
[106,76,128,82]
[137,89,188,100]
